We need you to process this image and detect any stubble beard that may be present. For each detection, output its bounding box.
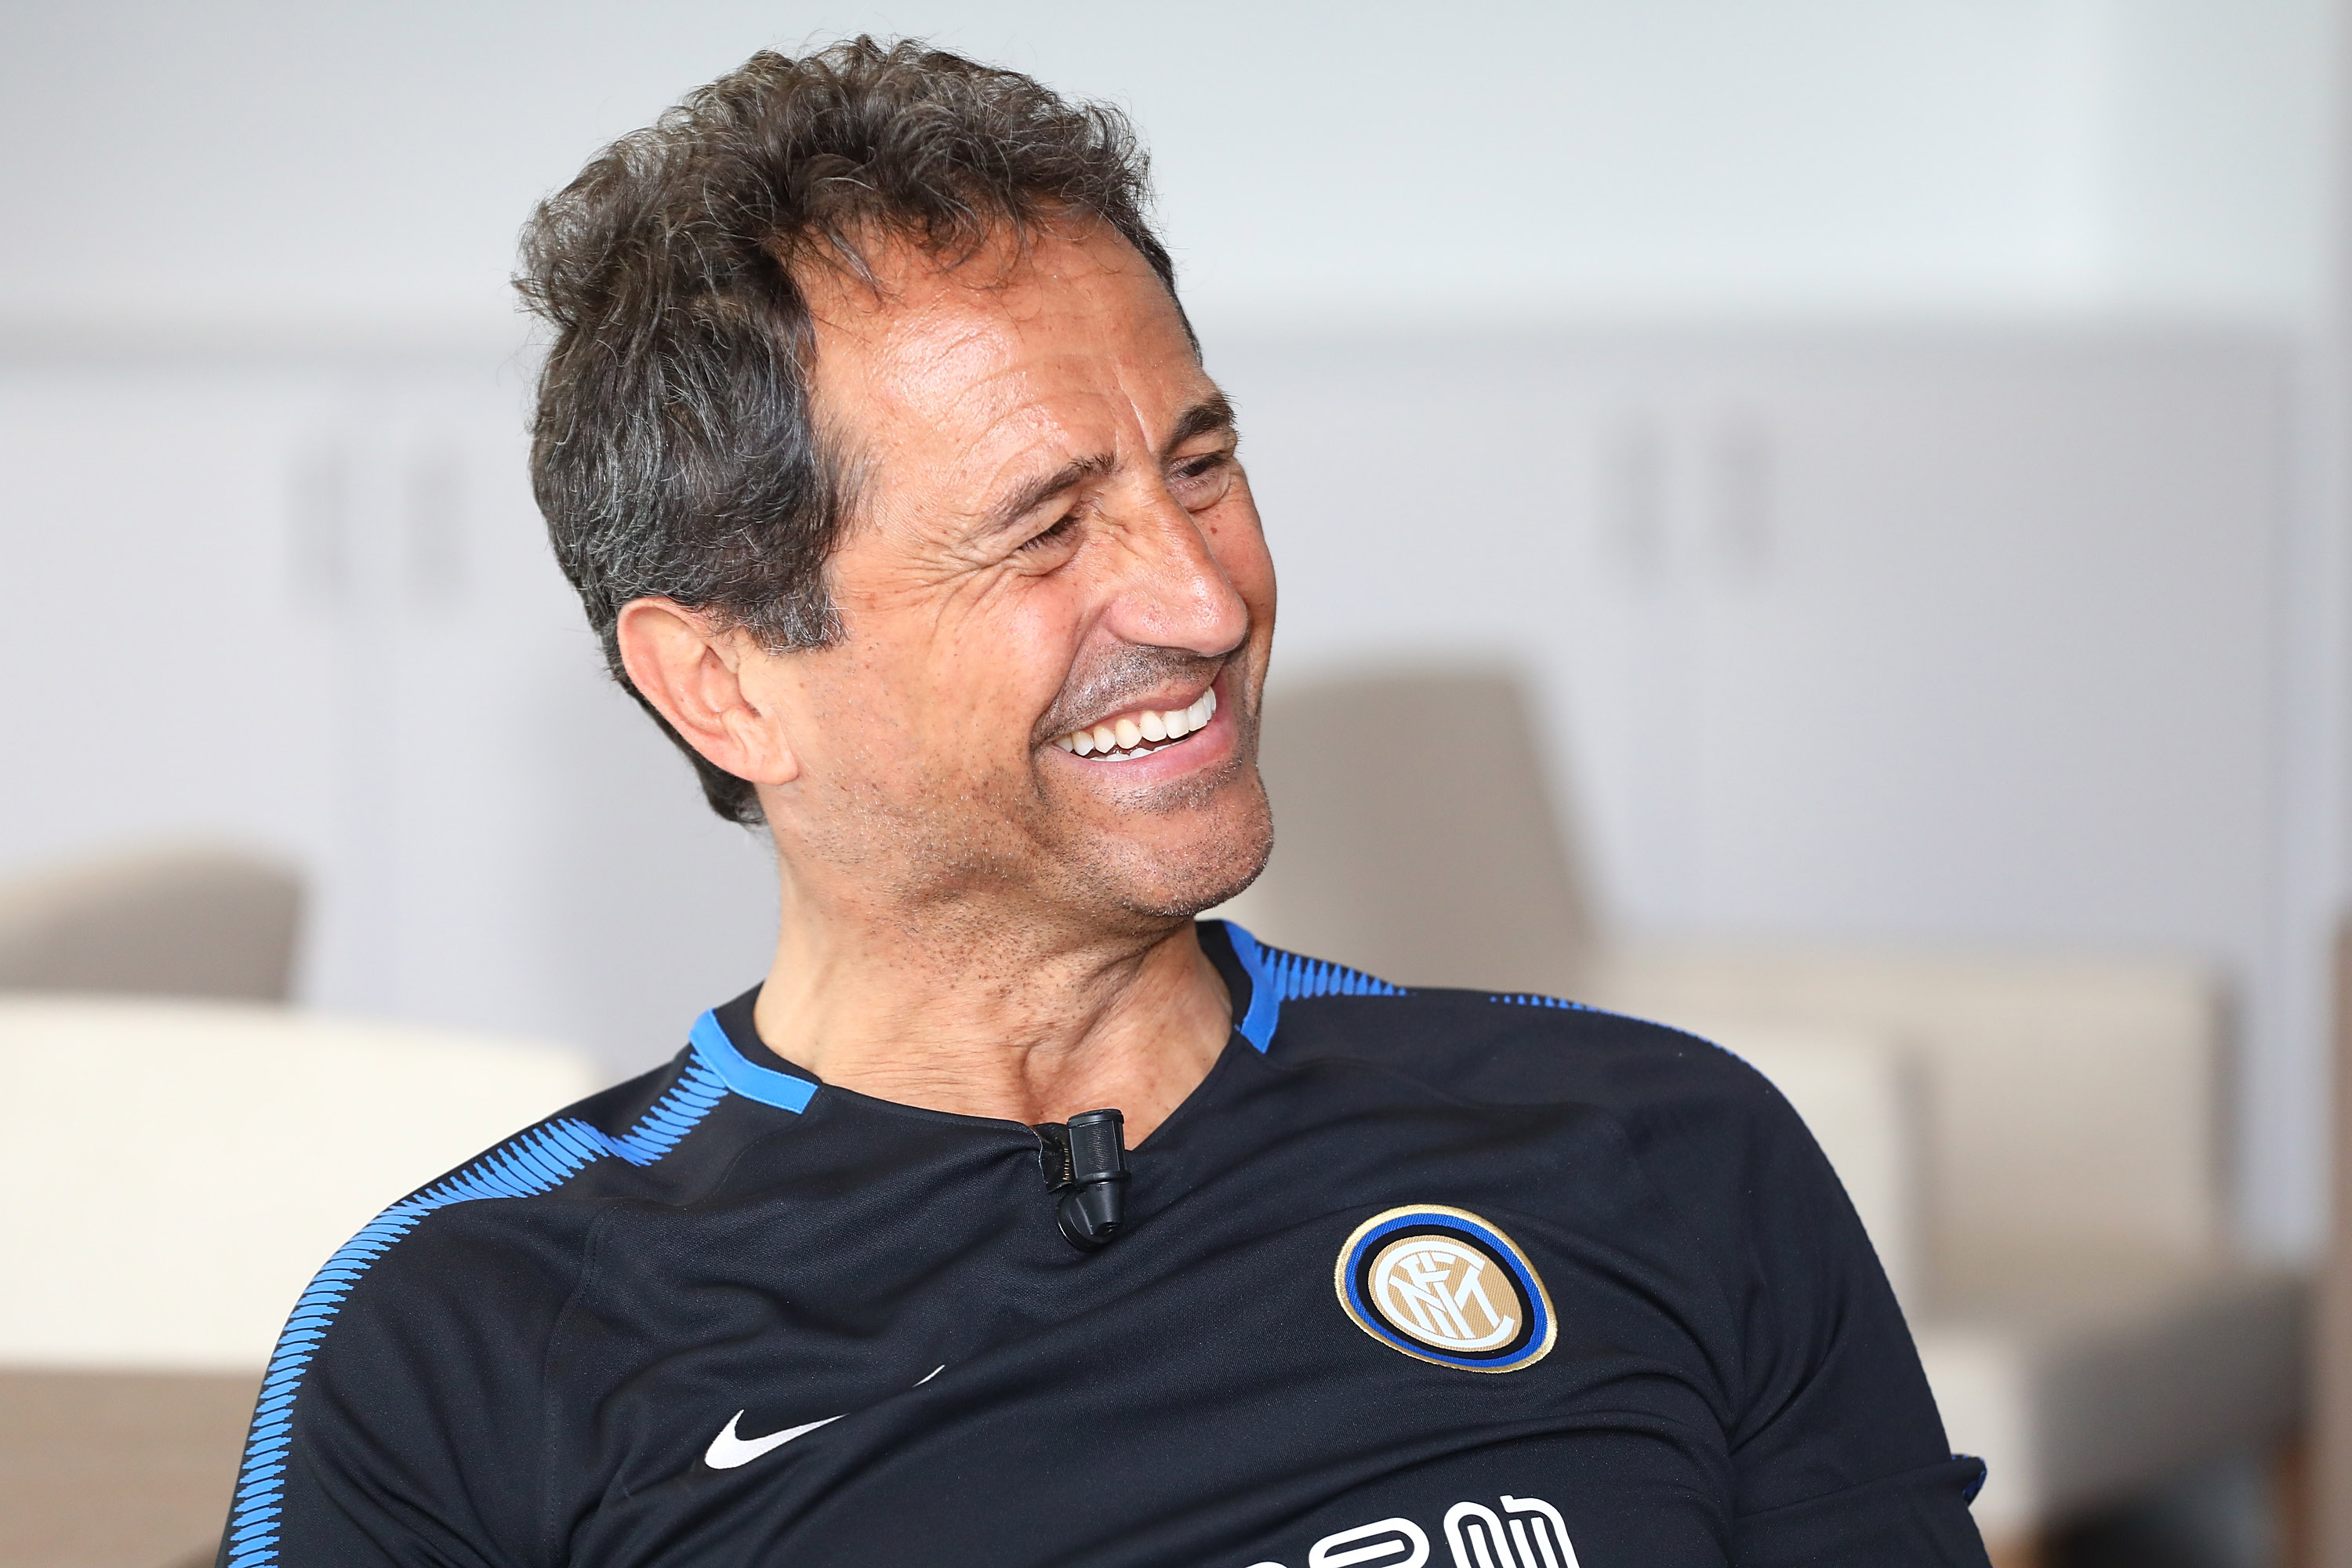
[781,738,1270,959]
[785,631,1276,958]
[790,699,1274,954]
[1044,738,1276,926]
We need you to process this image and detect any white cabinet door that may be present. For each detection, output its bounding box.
[1211,325,2284,974]
[1673,339,2281,967]
[351,368,776,1067]
[0,368,344,947]
[0,361,776,1071]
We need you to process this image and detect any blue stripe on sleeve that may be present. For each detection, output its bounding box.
[1215,921,1403,1053]
[221,1034,741,1568]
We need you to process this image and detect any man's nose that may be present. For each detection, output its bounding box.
[1099,491,1250,657]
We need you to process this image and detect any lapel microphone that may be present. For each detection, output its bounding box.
[1038,1109,1128,1250]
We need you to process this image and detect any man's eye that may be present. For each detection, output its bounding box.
[1020,513,1080,552]
[1171,452,1233,503]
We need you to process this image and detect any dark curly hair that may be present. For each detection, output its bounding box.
[516,38,1184,824]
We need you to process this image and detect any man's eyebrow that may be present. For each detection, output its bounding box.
[978,452,1115,539]
[975,395,1238,539]
[1161,394,1237,459]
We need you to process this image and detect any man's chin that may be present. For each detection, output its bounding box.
[1117,848,1271,925]
[1051,780,1274,927]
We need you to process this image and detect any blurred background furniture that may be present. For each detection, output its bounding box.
[1214,667,2307,1564]
[2318,918,2352,1566]
[0,844,303,1002]
[0,997,603,1568]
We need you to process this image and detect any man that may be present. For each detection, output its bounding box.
[220,39,1988,1568]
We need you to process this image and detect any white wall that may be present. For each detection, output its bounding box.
[0,1,2337,338]
[2098,0,2343,318]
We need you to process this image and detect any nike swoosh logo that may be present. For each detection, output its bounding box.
[702,1367,947,1471]
[704,1410,844,1469]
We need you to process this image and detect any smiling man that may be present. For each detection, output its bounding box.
[219,40,1991,1568]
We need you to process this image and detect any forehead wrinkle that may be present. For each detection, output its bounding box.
[872,306,1020,403]
[865,311,1115,483]
[805,257,1025,431]
[1103,337,1223,447]
[923,343,1145,535]
[861,288,1154,456]
[806,227,1199,557]
[826,347,1060,551]
[931,391,1109,546]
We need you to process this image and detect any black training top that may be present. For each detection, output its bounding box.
[217,922,1988,1568]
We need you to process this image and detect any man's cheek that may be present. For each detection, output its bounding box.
[1213,523,1276,610]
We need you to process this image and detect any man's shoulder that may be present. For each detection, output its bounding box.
[1294,986,1768,1106]
[331,1044,776,1285]
[1224,929,1776,1125]
[1244,943,1849,1292]
[230,1047,780,1568]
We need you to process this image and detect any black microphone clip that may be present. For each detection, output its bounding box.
[1036,1108,1128,1250]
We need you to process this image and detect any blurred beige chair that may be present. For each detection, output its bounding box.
[1214,665,2305,1563]
[0,996,604,1568]
[0,844,303,1001]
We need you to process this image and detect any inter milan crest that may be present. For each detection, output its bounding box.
[1335,1206,1555,1374]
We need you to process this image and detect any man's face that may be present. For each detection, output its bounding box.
[757,220,1276,935]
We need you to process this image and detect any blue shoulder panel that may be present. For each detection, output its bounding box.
[223,1028,750,1568]
[689,1007,818,1112]
[1221,921,1287,1051]
[1217,920,1403,1052]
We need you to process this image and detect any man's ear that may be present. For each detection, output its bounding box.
[614,598,802,786]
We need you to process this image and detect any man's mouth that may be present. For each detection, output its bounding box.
[1051,688,1218,762]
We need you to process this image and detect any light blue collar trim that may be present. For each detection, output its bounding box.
[1220,921,1283,1053]
[689,1008,818,1113]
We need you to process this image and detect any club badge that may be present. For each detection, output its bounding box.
[1334,1206,1555,1374]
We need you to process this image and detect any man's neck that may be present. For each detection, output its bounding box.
[748,893,1236,1143]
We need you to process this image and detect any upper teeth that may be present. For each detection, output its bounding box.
[1054,688,1217,758]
